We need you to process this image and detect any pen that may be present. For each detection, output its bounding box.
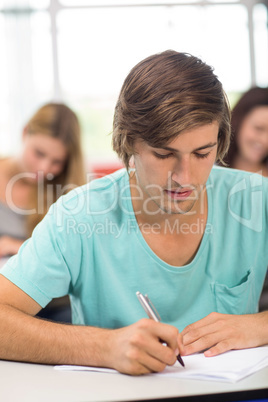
[136,291,185,368]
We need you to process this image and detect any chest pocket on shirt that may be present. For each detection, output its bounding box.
[210,269,257,315]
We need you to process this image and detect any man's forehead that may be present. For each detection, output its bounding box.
[165,124,218,149]
[132,122,219,152]
[142,122,219,151]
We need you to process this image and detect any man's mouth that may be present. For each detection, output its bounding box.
[164,189,193,200]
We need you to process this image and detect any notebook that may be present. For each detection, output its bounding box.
[55,346,268,383]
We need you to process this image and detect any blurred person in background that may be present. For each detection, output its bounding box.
[220,87,268,311]
[0,102,85,321]
[221,87,268,174]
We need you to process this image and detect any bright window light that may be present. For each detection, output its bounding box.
[254,3,268,87]
[59,0,198,6]
[0,1,265,162]
[0,10,53,156]
[0,0,49,9]
[57,4,250,161]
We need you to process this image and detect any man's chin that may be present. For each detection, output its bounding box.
[158,199,197,215]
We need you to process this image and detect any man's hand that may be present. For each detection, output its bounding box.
[107,318,184,375]
[181,311,268,357]
[0,236,23,258]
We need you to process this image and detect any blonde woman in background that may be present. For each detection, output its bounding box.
[0,102,85,321]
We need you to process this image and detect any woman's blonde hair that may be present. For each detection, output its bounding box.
[26,102,85,235]
[113,50,231,168]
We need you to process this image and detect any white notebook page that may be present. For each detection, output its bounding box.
[55,346,268,383]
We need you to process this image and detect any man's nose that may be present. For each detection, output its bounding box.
[170,156,192,186]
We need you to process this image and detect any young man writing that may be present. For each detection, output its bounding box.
[0,50,267,375]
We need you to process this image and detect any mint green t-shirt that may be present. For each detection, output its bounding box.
[1,166,268,331]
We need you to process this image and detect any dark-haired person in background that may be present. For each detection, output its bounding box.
[221,87,268,174]
[219,87,268,311]
[0,51,267,376]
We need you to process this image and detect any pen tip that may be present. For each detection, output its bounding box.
[177,354,185,367]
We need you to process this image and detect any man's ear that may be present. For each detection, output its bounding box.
[129,155,135,168]
[22,126,28,141]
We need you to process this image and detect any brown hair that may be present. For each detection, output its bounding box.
[112,50,231,168]
[26,102,85,235]
[221,87,268,167]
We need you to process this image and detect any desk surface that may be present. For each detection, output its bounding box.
[0,257,267,400]
[0,360,267,402]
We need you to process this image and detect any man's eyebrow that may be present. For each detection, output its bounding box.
[160,142,218,152]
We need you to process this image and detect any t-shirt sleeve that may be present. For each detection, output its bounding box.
[264,177,268,255]
[0,200,82,308]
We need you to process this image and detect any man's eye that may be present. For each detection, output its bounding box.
[153,152,173,159]
[35,150,45,158]
[254,126,265,132]
[194,152,211,159]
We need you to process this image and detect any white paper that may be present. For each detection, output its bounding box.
[155,346,268,383]
[55,346,268,383]
[55,365,116,374]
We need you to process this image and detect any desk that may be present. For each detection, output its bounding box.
[0,257,267,400]
[0,360,267,402]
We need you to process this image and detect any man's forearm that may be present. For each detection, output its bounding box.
[0,304,184,375]
[0,304,111,367]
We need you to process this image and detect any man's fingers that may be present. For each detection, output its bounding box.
[142,351,170,373]
[182,312,223,336]
[149,341,178,366]
[182,322,229,355]
[183,321,219,346]
[111,319,184,375]
[153,324,184,365]
[185,338,233,358]
[182,313,243,356]
[138,319,180,354]
[123,348,167,375]
[204,340,233,357]
[177,332,185,356]
[139,319,181,365]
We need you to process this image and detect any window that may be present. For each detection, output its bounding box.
[0,0,267,165]
[254,3,268,87]
[59,0,199,5]
[0,3,53,154]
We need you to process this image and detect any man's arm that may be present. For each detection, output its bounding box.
[181,311,268,356]
[0,275,183,375]
[0,236,24,258]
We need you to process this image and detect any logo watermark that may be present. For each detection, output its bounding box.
[65,217,213,239]
[3,169,265,233]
